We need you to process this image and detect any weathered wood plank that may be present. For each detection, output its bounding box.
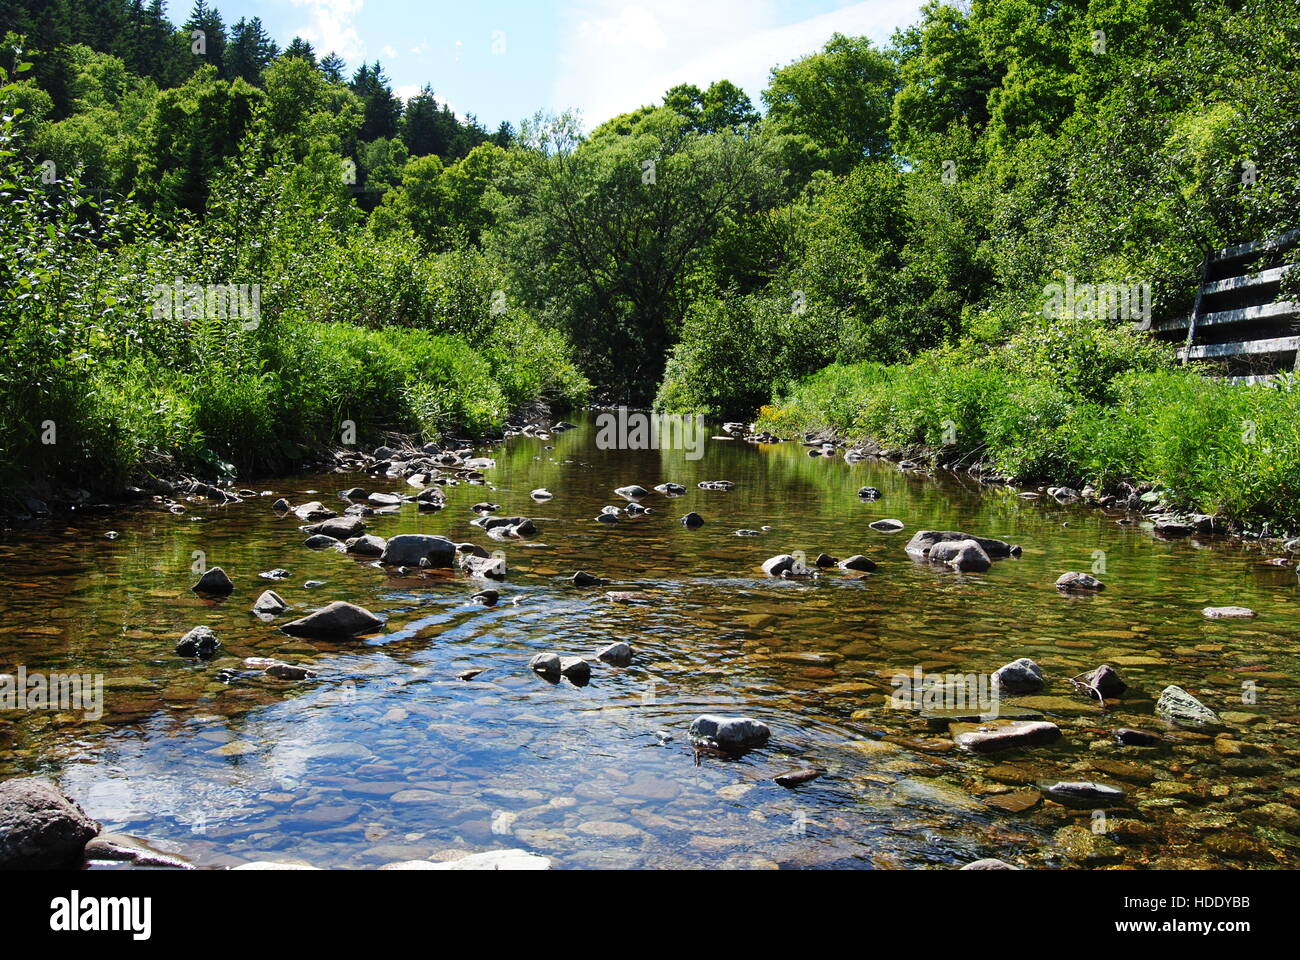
[1178,335,1300,361]
[1155,299,1298,333]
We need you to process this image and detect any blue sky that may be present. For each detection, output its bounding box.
[200,0,923,130]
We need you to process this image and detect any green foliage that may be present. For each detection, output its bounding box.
[763,33,899,174]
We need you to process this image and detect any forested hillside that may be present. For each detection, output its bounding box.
[2,0,1298,526]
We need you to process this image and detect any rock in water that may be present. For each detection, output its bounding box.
[960,859,1019,870]
[774,768,822,788]
[689,714,771,752]
[570,570,608,587]
[928,539,992,572]
[1044,781,1126,808]
[905,530,1014,560]
[654,483,687,496]
[281,601,384,638]
[251,591,287,615]
[1073,664,1127,699]
[1113,728,1162,747]
[379,534,456,568]
[954,720,1062,753]
[560,657,591,683]
[869,519,904,532]
[529,653,562,679]
[992,657,1044,694]
[857,487,882,500]
[1202,606,1256,619]
[0,779,101,869]
[345,534,387,557]
[680,512,704,528]
[531,488,554,500]
[303,516,367,540]
[596,641,633,666]
[615,485,651,500]
[192,566,234,595]
[1056,571,1105,592]
[838,555,877,572]
[1155,685,1220,729]
[176,625,221,658]
[762,554,807,577]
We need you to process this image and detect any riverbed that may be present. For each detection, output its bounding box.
[1,415,1297,869]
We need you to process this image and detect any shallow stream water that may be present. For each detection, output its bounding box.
[1,415,1298,869]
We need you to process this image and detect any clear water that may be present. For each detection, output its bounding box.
[1,415,1297,869]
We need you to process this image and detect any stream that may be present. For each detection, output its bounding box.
[1,414,1298,869]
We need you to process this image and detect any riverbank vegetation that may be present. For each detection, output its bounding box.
[1,0,1298,527]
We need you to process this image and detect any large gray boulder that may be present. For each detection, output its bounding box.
[281,601,384,638]
[905,530,1014,560]
[379,534,456,567]
[689,715,771,752]
[303,516,367,540]
[0,779,100,869]
[928,539,992,572]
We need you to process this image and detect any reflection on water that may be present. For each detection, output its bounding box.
[1,416,1298,869]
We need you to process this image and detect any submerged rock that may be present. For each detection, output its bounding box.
[689,714,771,752]
[281,601,384,638]
[1044,781,1126,808]
[1202,605,1256,619]
[0,779,100,869]
[304,534,342,550]
[1113,728,1162,747]
[774,768,822,788]
[1155,685,1220,729]
[176,625,221,658]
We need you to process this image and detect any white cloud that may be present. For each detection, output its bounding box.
[289,0,367,62]
[554,0,922,129]
[382,44,398,59]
